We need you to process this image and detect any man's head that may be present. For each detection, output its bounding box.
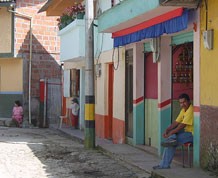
[178,93,191,111]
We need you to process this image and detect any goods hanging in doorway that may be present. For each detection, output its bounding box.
[172,43,193,84]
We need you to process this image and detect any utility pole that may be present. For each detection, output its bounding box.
[84,0,95,148]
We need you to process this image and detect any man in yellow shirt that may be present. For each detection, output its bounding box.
[153,93,193,169]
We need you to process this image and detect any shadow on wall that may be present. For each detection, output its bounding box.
[0,1,62,126]
[0,95,23,118]
[16,21,61,127]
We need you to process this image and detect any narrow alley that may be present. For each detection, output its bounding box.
[0,127,150,178]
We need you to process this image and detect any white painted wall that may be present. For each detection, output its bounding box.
[133,42,144,100]
[112,48,126,121]
[158,36,172,103]
[94,1,114,58]
[95,48,125,122]
[58,20,85,62]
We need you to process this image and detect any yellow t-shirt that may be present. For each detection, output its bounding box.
[176,104,194,134]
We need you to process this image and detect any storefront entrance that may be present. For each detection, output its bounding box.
[171,35,193,121]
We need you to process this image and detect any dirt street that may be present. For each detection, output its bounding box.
[0,127,150,178]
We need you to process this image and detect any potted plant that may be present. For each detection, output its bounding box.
[57,3,85,30]
[72,3,85,19]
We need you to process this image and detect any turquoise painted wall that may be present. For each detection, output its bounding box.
[158,106,171,155]
[133,101,145,145]
[98,0,160,32]
[194,115,200,167]
[144,99,158,148]
[171,31,193,45]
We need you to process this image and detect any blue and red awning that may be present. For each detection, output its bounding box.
[112,8,189,47]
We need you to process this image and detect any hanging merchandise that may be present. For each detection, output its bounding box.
[172,43,193,84]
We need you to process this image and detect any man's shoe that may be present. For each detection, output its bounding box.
[161,140,177,147]
[152,165,170,170]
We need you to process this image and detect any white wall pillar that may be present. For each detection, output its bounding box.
[157,36,172,155]
[133,42,145,144]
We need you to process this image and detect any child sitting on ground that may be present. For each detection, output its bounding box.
[11,100,23,127]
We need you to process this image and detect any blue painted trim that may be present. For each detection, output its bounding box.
[0,91,23,94]
[133,101,145,145]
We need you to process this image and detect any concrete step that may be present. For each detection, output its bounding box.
[0,120,5,126]
[0,118,11,126]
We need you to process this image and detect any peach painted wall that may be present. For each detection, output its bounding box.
[95,48,125,143]
[158,36,172,104]
[112,117,125,144]
[0,58,23,92]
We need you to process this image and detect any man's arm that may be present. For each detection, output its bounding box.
[164,121,178,134]
[163,122,186,138]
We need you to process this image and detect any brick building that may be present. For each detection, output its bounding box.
[0,0,61,126]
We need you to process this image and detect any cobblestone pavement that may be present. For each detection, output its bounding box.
[0,127,150,178]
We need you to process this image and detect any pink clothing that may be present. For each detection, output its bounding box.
[12,106,23,123]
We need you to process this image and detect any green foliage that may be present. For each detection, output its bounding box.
[57,15,75,30]
[57,3,85,30]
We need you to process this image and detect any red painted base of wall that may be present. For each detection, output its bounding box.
[95,114,108,138]
[95,114,125,144]
[112,117,125,144]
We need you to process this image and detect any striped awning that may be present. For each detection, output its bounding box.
[113,8,189,47]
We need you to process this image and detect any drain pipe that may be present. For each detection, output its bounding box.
[8,9,33,125]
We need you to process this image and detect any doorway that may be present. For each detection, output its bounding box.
[172,42,193,121]
[107,64,114,139]
[125,49,133,138]
[144,52,158,147]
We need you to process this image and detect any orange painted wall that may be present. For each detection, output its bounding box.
[95,114,125,143]
[112,117,125,144]
[95,114,108,138]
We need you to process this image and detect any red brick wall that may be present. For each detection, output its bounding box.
[200,105,218,167]
[14,0,61,122]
